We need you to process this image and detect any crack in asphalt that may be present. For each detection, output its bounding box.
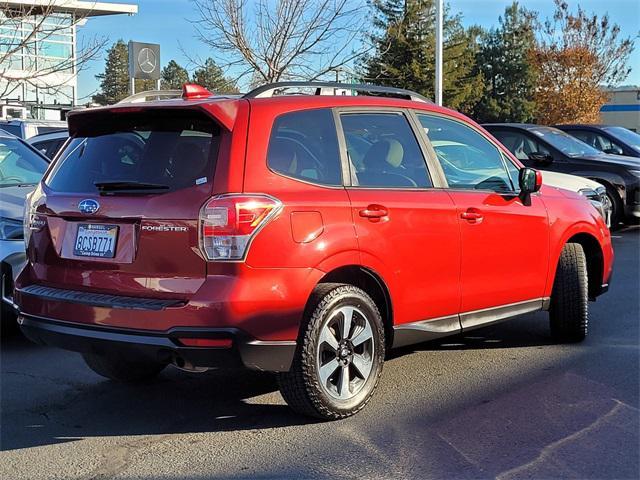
[496,399,639,479]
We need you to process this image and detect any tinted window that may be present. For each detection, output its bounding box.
[341,113,431,188]
[33,138,66,159]
[47,111,219,194]
[0,138,48,187]
[529,127,600,157]
[0,124,22,137]
[490,130,551,161]
[418,115,514,192]
[267,109,341,186]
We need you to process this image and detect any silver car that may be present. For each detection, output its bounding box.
[0,131,49,327]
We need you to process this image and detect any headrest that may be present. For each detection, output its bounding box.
[363,139,404,171]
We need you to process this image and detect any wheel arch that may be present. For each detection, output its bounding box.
[564,232,604,299]
[316,265,394,349]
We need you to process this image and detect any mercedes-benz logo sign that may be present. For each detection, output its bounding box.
[137,47,157,74]
[78,199,100,214]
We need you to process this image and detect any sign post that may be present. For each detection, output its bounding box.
[128,41,161,95]
[435,0,443,106]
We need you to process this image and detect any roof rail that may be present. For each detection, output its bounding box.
[117,90,182,104]
[243,81,431,103]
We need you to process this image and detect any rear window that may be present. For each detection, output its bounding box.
[46,110,219,194]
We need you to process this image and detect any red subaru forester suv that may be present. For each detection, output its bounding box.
[16,82,613,419]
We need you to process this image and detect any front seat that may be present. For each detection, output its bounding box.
[357,138,417,187]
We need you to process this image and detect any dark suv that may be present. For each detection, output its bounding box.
[554,124,640,158]
[484,123,640,227]
[17,83,613,419]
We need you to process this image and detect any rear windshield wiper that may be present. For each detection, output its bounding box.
[95,181,170,194]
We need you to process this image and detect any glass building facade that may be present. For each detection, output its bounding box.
[1,2,137,120]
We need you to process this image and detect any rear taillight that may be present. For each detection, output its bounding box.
[199,194,282,261]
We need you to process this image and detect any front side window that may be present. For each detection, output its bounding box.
[267,109,342,186]
[340,112,431,188]
[417,114,514,192]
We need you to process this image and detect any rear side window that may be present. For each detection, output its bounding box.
[341,113,431,188]
[267,109,342,186]
[47,110,219,194]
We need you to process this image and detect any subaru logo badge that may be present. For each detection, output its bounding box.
[78,199,100,214]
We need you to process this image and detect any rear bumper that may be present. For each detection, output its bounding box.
[18,313,296,372]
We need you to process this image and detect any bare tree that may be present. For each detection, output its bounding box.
[190,0,367,85]
[0,1,106,101]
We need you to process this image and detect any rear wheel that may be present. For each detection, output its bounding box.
[82,351,166,382]
[278,283,385,420]
[549,243,589,342]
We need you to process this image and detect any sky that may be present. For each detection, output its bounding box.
[77,0,640,101]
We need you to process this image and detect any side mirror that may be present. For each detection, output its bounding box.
[528,152,553,165]
[519,167,542,205]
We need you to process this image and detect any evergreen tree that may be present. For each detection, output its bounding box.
[161,60,190,90]
[361,0,483,113]
[192,58,239,93]
[93,40,129,105]
[472,2,538,123]
[93,40,156,105]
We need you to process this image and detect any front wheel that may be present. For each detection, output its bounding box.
[549,243,589,342]
[278,283,385,420]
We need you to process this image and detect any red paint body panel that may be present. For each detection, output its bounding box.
[347,189,461,324]
[447,190,549,312]
[17,93,613,350]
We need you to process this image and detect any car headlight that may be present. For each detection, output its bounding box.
[0,217,23,240]
[578,188,599,201]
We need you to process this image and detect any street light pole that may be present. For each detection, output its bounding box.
[435,0,443,106]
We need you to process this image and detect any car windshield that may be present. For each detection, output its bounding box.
[531,127,601,157]
[602,126,640,153]
[0,137,48,187]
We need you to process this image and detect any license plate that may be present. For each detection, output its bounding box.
[73,224,118,258]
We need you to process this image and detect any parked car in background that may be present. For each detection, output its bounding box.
[27,130,69,160]
[0,118,67,140]
[537,171,611,227]
[484,123,640,227]
[16,82,612,419]
[0,130,50,329]
[554,124,640,158]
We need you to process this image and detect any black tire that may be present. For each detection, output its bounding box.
[549,243,588,343]
[278,283,385,420]
[82,351,166,382]
[1,304,19,336]
[605,186,624,230]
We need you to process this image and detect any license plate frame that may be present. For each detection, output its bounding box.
[73,224,119,259]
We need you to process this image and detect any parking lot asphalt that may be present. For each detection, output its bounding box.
[1,226,638,480]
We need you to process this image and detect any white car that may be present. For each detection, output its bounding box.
[542,170,612,227]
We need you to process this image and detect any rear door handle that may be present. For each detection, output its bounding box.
[460,209,483,222]
[359,205,388,219]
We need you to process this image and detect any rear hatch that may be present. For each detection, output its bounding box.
[30,107,223,299]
